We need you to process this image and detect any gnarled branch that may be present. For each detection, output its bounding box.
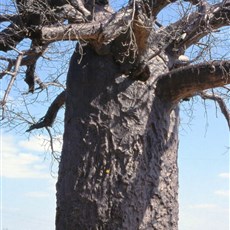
[0,44,49,78]
[150,0,177,16]
[1,0,176,50]
[0,14,20,23]
[0,22,27,52]
[26,90,66,132]
[39,6,132,44]
[163,0,230,54]
[156,60,230,102]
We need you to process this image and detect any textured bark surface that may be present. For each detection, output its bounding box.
[56,45,179,229]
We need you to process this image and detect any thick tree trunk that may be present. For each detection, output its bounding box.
[56,45,179,229]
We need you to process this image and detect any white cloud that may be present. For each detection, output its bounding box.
[180,205,229,230]
[0,135,51,179]
[189,204,217,209]
[219,173,230,179]
[215,190,229,197]
[18,136,47,153]
[18,135,62,153]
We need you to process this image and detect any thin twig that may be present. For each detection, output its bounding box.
[199,91,230,129]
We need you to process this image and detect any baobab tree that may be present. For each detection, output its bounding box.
[0,0,230,229]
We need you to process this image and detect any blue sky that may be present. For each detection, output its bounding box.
[0,0,229,230]
[0,134,59,230]
[179,100,229,230]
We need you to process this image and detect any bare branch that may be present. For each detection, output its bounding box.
[26,90,66,132]
[164,0,230,54]
[183,0,199,5]
[0,44,49,80]
[0,19,27,52]
[150,0,177,16]
[156,60,230,102]
[45,127,60,161]
[1,44,48,62]
[1,52,24,119]
[199,91,230,129]
[39,22,101,42]
[34,76,48,91]
[0,14,20,23]
[0,61,13,79]
[39,6,132,44]
[24,63,36,93]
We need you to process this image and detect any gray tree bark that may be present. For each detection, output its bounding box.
[56,44,179,229]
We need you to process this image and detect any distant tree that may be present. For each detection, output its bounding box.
[0,0,229,229]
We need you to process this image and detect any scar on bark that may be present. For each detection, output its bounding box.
[26,90,66,132]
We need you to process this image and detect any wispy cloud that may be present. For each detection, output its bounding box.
[219,173,230,179]
[18,135,62,153]
[215,190,229,197]
[1,135,51,179]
